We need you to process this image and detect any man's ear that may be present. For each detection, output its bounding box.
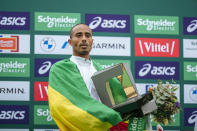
[68,39,72,46]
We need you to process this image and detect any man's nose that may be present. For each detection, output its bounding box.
[82,35,87,42]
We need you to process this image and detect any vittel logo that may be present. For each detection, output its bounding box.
[85,14,130,32]
[37,108,52,121]
[0,12,30,30]
[89,16,126,29]
[34,81,48,101]
[135,61,179,80]
[138,63,175,76]
[135,38,179,57]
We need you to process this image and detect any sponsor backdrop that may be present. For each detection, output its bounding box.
[0,0,196,130]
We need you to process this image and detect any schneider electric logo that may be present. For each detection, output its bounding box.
[135,61,179,80]
[85,14,130,33]
[135,15,179,35]
[0,12,30,30]
[0,58,30,77]
[34,105,55,125]
[184,62,197,80]
[35,12,80,31]
[95,59,130,69]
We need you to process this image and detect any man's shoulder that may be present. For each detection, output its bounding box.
[50,58,75,71]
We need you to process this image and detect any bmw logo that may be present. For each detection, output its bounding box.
[40,37,56,52]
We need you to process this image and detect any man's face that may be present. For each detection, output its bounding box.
[68,24,93,57]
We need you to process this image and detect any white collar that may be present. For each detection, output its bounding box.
[70,55,91,65]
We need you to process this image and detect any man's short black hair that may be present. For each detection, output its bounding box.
[69,23,91,38]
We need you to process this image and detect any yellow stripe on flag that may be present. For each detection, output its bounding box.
[48,86,112,131]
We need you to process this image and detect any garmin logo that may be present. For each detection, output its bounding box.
[0,87,24,94]
[93,43,125,49]
[89,16,126,29]
[86,14,130,32]
[0,12,30,30]
[38,61,52,75]
[135,61,179,80]
[0,81,30,101]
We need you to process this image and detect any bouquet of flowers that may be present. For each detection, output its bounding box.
[150,80,181,125]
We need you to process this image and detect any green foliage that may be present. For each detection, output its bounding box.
[150,80,180,125]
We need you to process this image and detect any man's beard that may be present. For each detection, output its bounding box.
[74,48,91,55]
[78,50,89,55]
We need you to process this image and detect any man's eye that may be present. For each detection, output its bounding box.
[76,34,81,37]
[86,34,91,38]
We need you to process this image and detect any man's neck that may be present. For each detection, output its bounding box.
[73,54,90,60]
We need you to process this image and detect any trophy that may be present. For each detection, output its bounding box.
[91,63,157,118]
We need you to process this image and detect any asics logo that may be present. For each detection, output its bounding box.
[138,63,175,76]
[139,64,151,76]
[187,20,197,33]
[88,16,126,29]
[38,61,52,75]
[89,17,102,29]
[188,111,197,124]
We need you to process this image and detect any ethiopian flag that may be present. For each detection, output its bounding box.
[48,59,124,131]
